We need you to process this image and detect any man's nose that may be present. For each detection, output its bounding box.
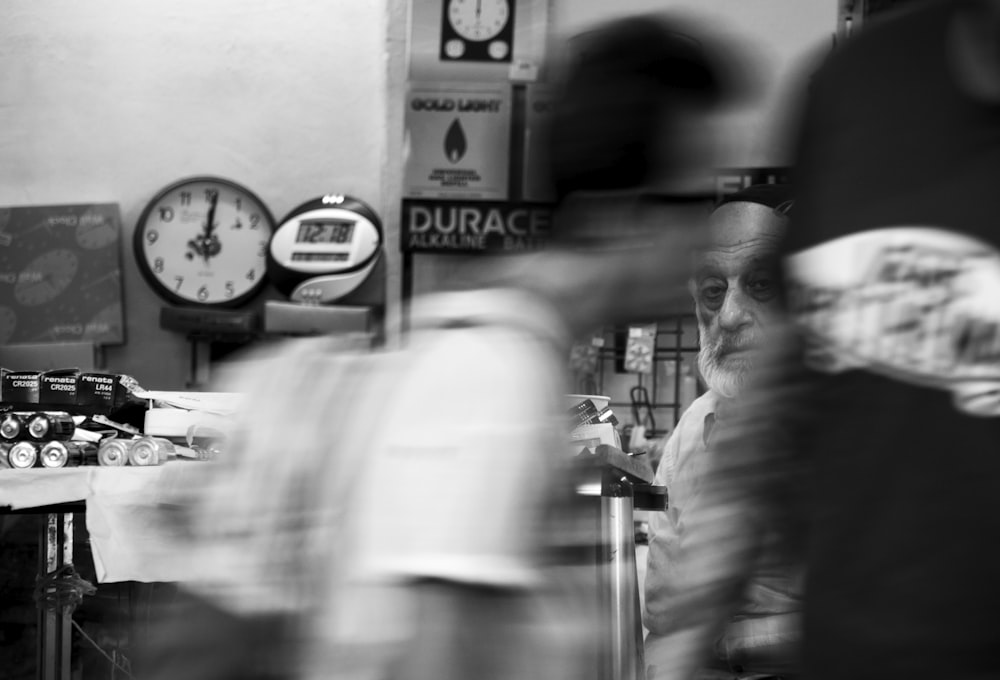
[718,288,753,331]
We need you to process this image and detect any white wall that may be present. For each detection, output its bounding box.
[0,0,391,388]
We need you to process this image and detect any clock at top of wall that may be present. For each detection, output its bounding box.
[440,0,515,63]
[133,176,276,308]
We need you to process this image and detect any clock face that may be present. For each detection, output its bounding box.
[134,177,275,307]
[448,0,510,41]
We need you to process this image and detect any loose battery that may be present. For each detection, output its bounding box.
[127,436,174,466]
[40,441,70,468]
[8,441,39,469]
[25,412,76,441]
[97,438,131,466]
[40,441,98,468]
[0,413,23,441]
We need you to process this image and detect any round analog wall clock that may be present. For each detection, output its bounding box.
[133,176,276,307]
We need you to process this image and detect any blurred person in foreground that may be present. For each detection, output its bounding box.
[139,13,753,680]
[769,0,1000,678]
[643,185,802,680]
[667,1,1000,680]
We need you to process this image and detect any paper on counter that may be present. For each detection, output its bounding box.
[131,390,244,415]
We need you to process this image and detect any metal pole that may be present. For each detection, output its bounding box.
[601,474,646,680]
[38,512,72,680]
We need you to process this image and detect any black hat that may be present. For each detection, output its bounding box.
[546,14,745,203]
[718,183,794,217]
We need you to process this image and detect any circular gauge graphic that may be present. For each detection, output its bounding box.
[444,39,465,58]
[85,302,124,343]
[0,305,16,344]
[76,212,119,249]
[15,249,79,306]
[488,40,510,60]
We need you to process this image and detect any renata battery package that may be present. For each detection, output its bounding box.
[77,372,125,411]
[2,370,41,404]
[40,369,80,405]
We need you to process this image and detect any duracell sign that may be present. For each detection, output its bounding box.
[401,199,554,253]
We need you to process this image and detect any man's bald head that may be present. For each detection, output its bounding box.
[693,185,792,399]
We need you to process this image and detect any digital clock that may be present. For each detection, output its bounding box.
[267,194,383,303]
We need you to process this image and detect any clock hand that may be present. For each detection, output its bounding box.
[476,0,482,18]
[201,192,219,264]
[204,191,218,236]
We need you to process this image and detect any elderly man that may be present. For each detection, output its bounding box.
[644,184,800,680]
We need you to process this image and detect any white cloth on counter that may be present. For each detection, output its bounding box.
[0,463,206,583]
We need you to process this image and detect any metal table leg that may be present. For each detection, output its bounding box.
[601,475,646,680]
[38,512,72,680]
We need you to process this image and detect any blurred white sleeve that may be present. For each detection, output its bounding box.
[350,325,561,589]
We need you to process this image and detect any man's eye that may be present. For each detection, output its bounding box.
[701,286,725,301]
[748,279,775,297]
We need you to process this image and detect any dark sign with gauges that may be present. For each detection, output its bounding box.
[0,203,125,346]
[439,0,515,63]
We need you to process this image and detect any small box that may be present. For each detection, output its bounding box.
[40,369,80,405]
[77,372,122,411]
[2,370,41,404]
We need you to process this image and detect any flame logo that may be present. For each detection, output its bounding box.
[444,119,467,163]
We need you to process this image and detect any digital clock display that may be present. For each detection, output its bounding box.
[296,219,355,244]
[291,252,350,262]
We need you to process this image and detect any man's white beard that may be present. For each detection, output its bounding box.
[697,325,757,399]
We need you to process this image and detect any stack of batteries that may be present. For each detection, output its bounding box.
[1,410,94,468]
[95,436,174,467]
[0,409,175,469]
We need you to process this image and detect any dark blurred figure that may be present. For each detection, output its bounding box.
[771,1,1000,679]
[643,185,802,680]
[139,13,752,680]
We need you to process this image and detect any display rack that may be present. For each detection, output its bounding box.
[583,315,702,440]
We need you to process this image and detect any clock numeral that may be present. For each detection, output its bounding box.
[258,243,267,257]
[158,207,174,222]
[197,285,209,301]
[146,230,159,245]
[180,192,192,206]
[246,269,256,282]
[154,257,164,274]
[249,214,261,229]
[174,276,184,291]
[225,281,235,298]
[205,189,219,202]
[235,198,242,211]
